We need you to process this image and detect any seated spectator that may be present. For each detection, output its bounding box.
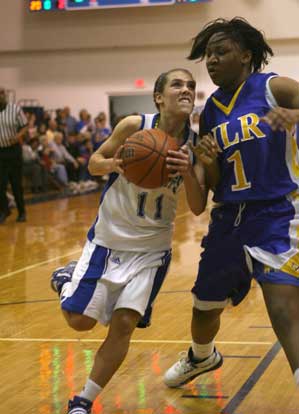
[66,132,94,183]
[65,132,80,160]
[55,108,69,139]
[46,119,59,142]
[49,132,79,183]
[38,123,47,135]
[63,106,77,135]
[92,112,111,151]
[38,135,53,172]
[55,108,63,126]
[76,109,94,134]
[77,133,94,181]
[27,113,38,140]
[22,137,48,193]
[40,134,68,187]
[41,111,51,129]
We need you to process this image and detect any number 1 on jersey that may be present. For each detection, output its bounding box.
[227,150,251,191]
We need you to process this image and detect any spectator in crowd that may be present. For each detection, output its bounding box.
[49,131,79,183]
[92,112,111,151]
[38,123,47,135]
[55,108,63,126]
[22,137,48,193]
[40,134,69,187]
[65,132,80,160]
[0,86,28,223]
[76,109,93,134]
[65,132,96,188]
[55,108,71,139]
[63,106,78,135]
[41,110,51,129]
[26,113,38,140]
[77,133,94,181]
[46,119,59,142]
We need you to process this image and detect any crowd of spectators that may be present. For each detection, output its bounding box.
[21,107,112,195]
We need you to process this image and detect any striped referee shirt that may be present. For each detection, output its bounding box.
[0,103,28,148]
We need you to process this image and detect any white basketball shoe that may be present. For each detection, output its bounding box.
[164,347,223,388]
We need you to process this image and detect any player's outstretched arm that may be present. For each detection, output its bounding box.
[88,115,142,176]
[261,77,299,130]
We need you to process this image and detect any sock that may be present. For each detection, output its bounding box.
[60,282,71,299]
[79,378,102,402]
[294,368,299,387]
[192,341,214,361]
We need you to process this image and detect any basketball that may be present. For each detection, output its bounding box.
[120,128,179,189]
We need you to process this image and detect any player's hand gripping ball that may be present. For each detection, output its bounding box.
[120,128,179,188]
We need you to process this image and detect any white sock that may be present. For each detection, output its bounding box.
[192,341,215,361]
[79,378,102,402]
[60,282,71,299]
[294,368,299,387]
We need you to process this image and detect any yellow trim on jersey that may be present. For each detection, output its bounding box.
[212,82,245,116]
[281,253,299,278]
[288,189,299,201]
[154,115,160,129]
[263,265,272,274]
[291,129,299,178]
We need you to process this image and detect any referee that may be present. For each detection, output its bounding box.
[0,87,28,223]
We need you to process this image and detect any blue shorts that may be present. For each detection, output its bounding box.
[192,197,299,307]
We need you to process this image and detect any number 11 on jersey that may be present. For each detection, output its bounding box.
[137,192,164,220]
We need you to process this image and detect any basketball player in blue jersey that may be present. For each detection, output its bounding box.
[164,17,299,390]
[50,69,214,414]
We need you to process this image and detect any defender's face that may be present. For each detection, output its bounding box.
[205,34,249,89]
[157,71,196,116]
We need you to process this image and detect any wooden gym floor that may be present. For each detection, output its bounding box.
[0,190,298,414]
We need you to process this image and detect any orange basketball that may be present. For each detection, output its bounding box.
[120,128,179,189]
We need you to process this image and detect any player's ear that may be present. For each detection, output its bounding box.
[241,49,252,66]
[154,92,163,107]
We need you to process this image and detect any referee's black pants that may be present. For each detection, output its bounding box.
[0,143,26,216]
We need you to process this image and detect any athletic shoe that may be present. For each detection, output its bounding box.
[50,260,77,295]
[0,210,11,224]
[67,396,92,414]
[16,213,26,222]
[164,347,223,387]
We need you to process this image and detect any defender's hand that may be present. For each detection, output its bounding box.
[261,107,299,131]
[189,134,221,165]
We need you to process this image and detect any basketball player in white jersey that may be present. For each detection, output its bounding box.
[51,68,217,414]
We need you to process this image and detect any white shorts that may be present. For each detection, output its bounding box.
[61,240,171,326]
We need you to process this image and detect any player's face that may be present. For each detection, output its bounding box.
[205,33,251,91]
[158,71,196,116]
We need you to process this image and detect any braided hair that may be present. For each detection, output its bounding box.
[188,17,273,72]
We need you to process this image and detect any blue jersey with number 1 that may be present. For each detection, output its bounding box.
[202,72,299,203]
